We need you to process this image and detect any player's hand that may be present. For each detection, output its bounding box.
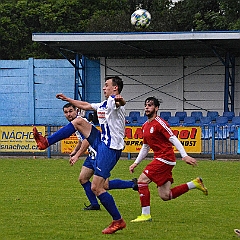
[182,156,197,167]
[129,163,138,173]
[69,155,78,166]
[114,94,126,106]
[69,151,76,157]
[56,93,68,101]
[114,94,123,101]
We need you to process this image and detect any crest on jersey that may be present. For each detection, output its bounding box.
[150,126,154,133]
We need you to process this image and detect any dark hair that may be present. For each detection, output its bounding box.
[145,97,160,107]
[105,76,123,93]
[63,103,76,111]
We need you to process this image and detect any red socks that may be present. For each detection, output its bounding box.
[170,183,189,199]
[138,182,150,207]
[138,182,189,204]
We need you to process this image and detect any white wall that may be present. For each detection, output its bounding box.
[103,56,240,117]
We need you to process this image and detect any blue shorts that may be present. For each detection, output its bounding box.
[82,156,95,171]
[87,126,122,179]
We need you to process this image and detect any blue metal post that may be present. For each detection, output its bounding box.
[74,54,85,101]
[211,125,215,160]
[224,53,235,112]
[224,53,230,111]
[238,128,240,154]
[74,53,79,100]
[230,56,235,112]
[47,126,51,158]
[81,55,86,100]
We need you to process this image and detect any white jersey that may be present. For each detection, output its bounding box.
[91,95,125,150]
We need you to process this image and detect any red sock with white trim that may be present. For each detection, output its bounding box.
[138,182,150,207]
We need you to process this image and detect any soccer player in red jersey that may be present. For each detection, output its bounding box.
[129,96,208,222]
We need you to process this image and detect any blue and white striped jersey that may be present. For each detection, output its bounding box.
[91,95,125,150]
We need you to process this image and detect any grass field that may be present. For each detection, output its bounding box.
[0,157,239,240]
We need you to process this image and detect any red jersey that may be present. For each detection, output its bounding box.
[142,116,176,162]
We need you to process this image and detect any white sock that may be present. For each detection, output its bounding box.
[142,206,150,215]
[187,181,196,190]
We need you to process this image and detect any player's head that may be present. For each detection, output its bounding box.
[144,97,160,118]
[63,103,78,122]
[103,76,123,97]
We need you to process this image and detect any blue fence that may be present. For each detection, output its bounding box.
[124,111,240,160]
[0,118,239,159]
[32,123,239,160]
[201,125,239,159]
[0,58,239,159]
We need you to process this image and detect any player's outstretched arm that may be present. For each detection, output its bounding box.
[56,93,94,110]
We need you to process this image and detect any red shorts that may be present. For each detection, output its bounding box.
[143,159,174,187]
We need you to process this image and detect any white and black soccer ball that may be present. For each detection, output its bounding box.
[131,9,151,30]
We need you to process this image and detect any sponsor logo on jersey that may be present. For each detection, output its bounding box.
[98,111,105,118]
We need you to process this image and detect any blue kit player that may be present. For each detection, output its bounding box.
[33,76,128,234]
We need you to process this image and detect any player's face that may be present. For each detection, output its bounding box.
[63,107,77,122]
[103,79,118,98]
[144,100,158,118]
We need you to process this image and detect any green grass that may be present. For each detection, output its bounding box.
[0,157,239,239]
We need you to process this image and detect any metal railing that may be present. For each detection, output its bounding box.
[44,125,239,160]
[1,125,238,159]
[201,124,239,159]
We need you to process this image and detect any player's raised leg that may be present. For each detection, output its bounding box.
[33,127,50,150]
[33,117,92,150]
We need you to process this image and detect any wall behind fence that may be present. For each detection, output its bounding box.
[105,56,240,116]
[34,59,75,125]
[0,59,34,125]
[0,58,101,126]
[1,56,240,125]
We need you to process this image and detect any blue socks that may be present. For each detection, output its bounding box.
[81,181,99,207]
[48,122,76,145]
[108,179,133,190]
[98,192,121,220]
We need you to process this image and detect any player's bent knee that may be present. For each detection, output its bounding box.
[91,184,97,194]
[73,117,89,127]
[79,176,89,185]
[103,182,109,190]
[159,193,170,201]
[91,184,105,196]
[162,197,170,201]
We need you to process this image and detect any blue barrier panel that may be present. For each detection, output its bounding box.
[238,128,240,154]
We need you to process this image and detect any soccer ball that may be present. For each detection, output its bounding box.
[131,9,151,30]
